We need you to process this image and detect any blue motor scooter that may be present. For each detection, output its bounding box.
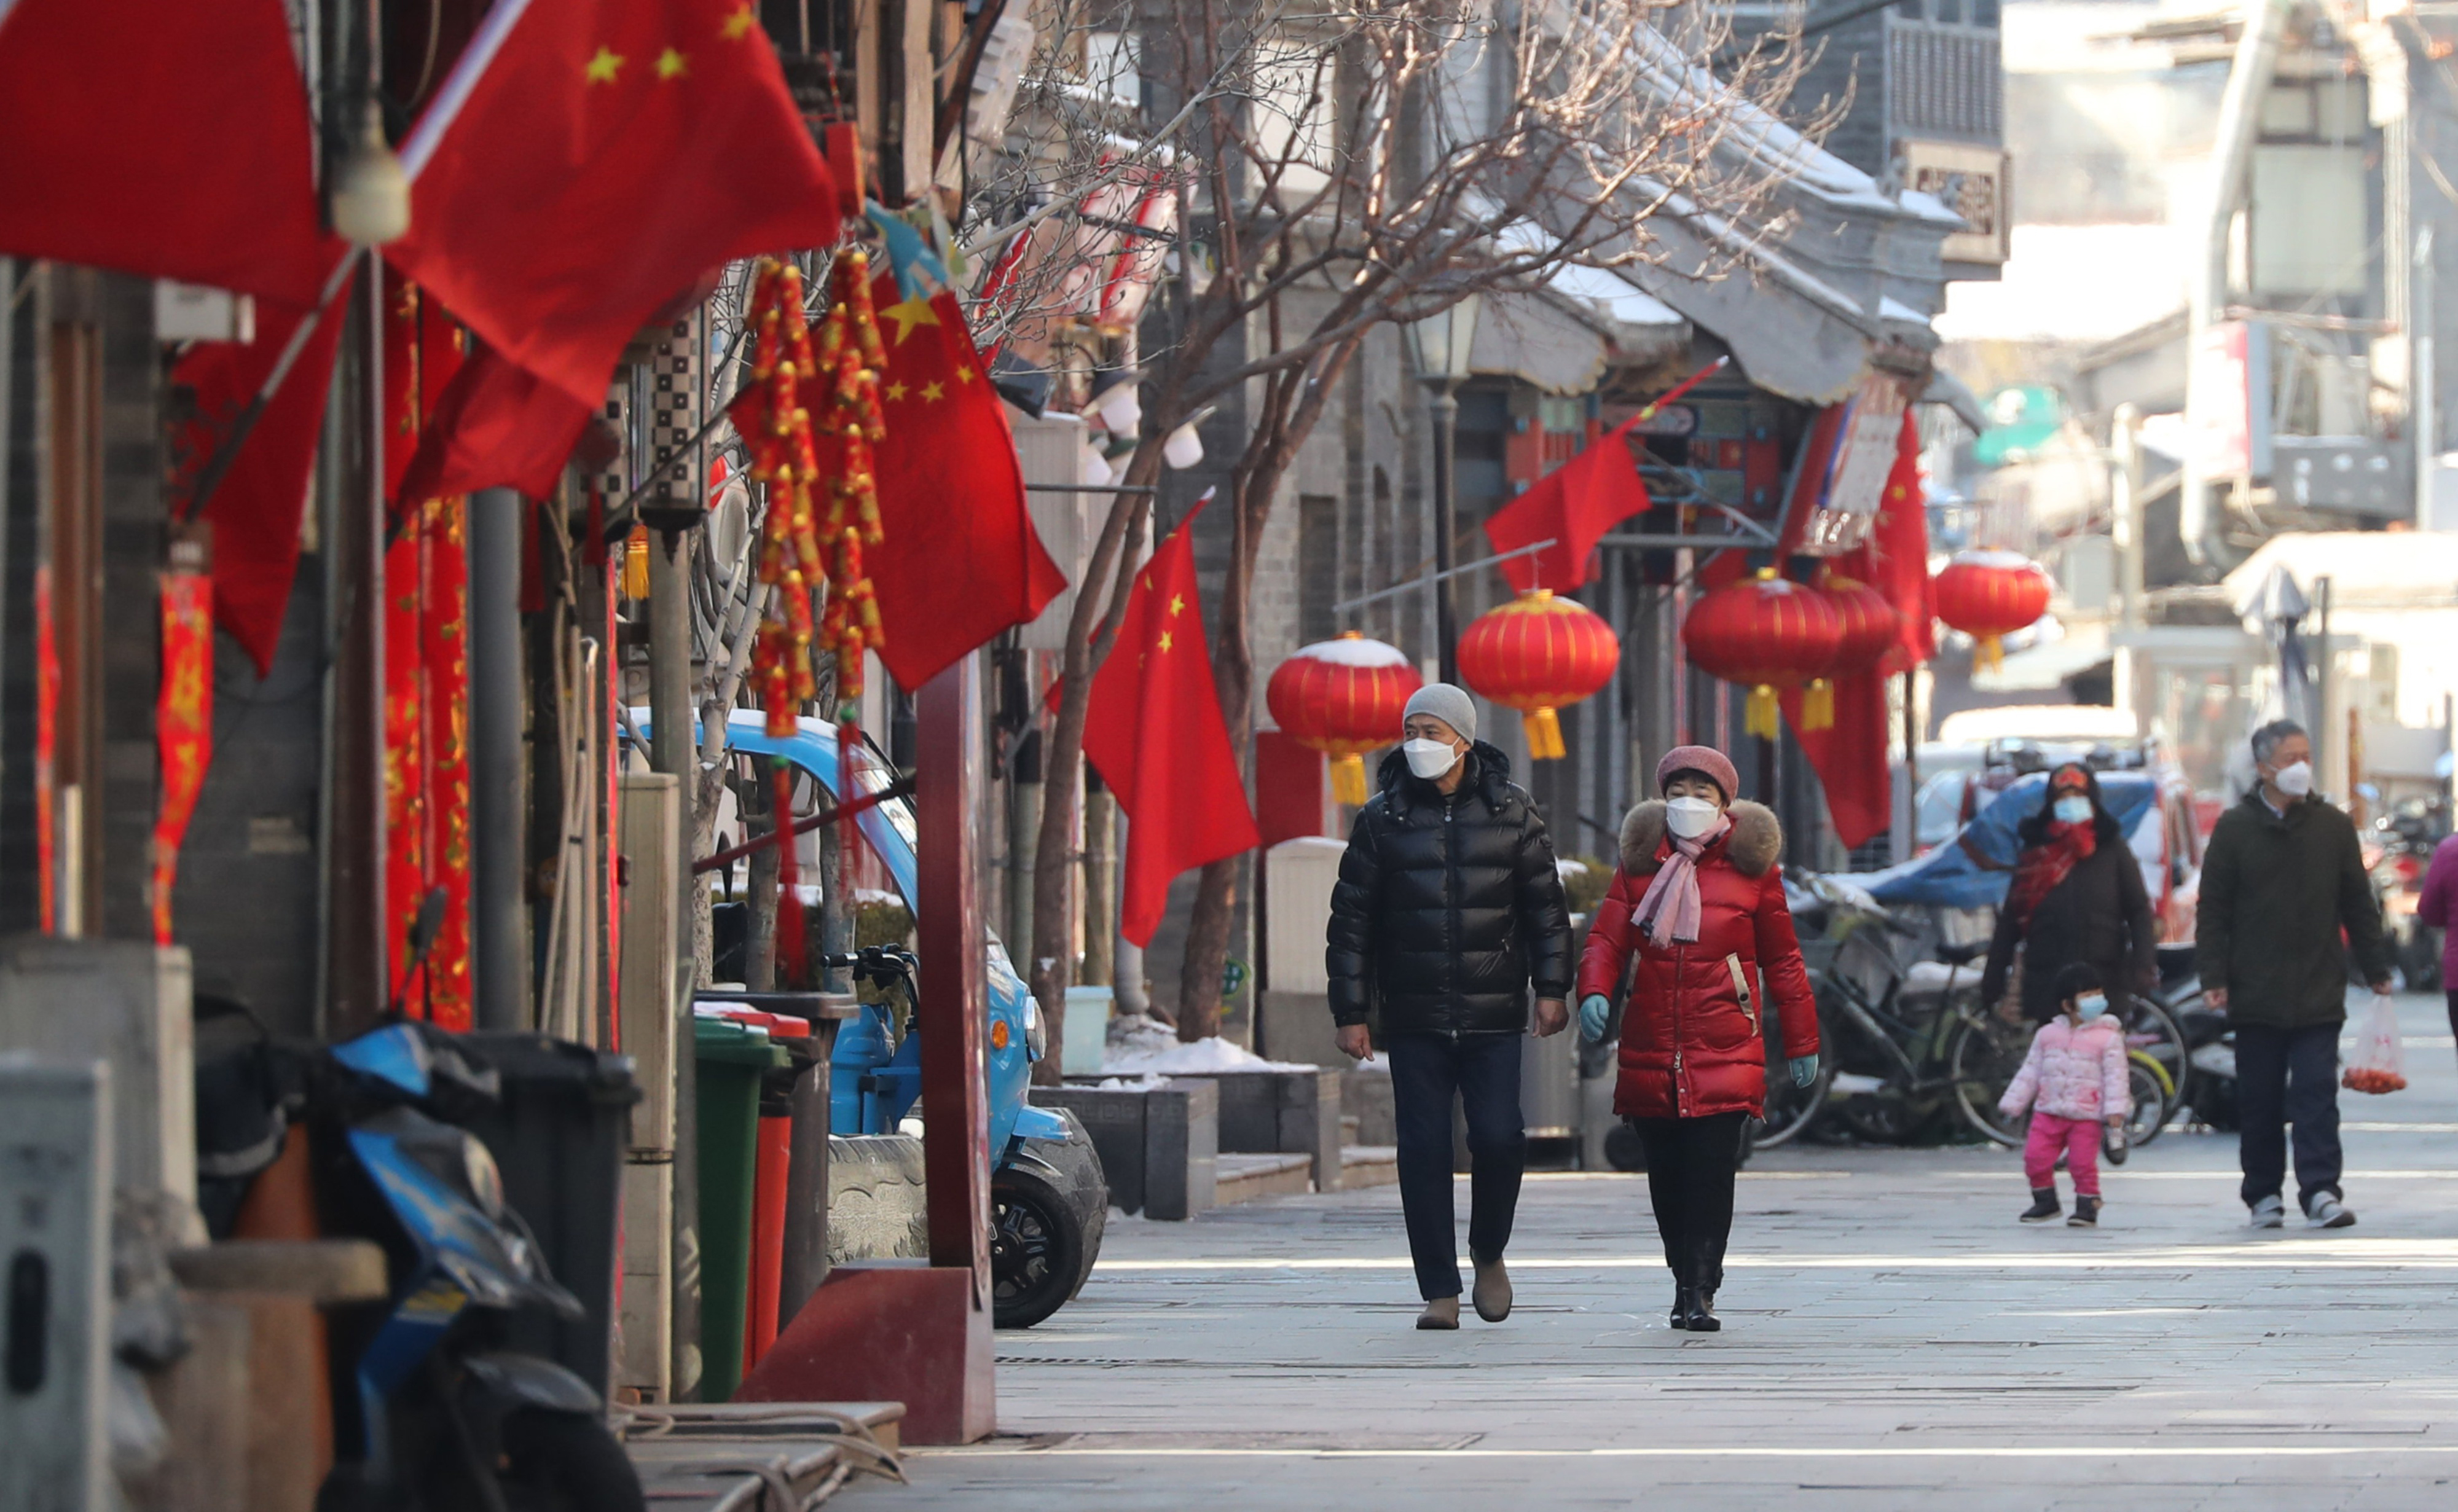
[660,709,1108,1328]
[312,1020,644,1512]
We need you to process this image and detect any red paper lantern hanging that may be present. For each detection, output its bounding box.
[1265,633,1423,805]
[1933,550,2051,673]
[1681,568,1844,738]
[1456,590,1619,759]
[1807,570,1902,724]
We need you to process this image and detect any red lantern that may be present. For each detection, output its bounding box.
[1265,633,1422,805]
[1456,590,1619,759]
[1682,568,1844,738]
[1807,570,1902,726]
[1934,550,2051,673]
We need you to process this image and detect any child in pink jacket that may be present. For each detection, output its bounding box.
[1999,962,2131,1227]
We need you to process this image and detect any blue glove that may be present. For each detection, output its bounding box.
[1788,1053,1820,1089]
[1578,994,1612,1043]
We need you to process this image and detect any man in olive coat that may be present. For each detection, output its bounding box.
[2196,719,2392,1229]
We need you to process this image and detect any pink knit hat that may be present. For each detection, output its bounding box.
[1656,744,1740,804]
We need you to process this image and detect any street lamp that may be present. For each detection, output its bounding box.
[1406,296,1481,684]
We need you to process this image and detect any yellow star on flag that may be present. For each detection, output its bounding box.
[657,47,689,79]
[954,364,975,383]
[1158,630,1174,653]
[1169,594,1185,617]
[881,296,941,345]
[721,4,758,39]
[585,47,624,84]
[885,381,909,402]
[921,380,946,402]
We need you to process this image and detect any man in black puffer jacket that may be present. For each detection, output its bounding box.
[1326,683,1573,1331]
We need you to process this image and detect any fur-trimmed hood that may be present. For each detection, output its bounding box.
[1619,798,1783,878]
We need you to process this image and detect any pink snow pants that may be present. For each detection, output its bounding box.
[2023,1111,2102,1197]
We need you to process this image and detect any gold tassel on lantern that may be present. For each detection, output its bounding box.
[1802,678,1834,731]
[1521,708,1568,761]
[1745,684,1781,740]
[1331,753,1369,807]
[1972,633,2006,676]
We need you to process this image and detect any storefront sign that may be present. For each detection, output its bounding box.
[1799,375,1910,554]
[2188,319,2272,480]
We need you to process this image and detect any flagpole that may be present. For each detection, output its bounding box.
[176,251,356,523]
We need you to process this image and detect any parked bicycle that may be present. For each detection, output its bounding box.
[1761,872,2183,1150]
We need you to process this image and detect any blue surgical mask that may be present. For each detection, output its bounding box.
[2074,993,2108,1021]
[2052,796,2092,825]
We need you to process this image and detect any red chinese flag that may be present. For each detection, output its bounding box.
[168,281,356,676]
[1868,407,1935,676]
[0,0,342,304]
[1483,415,1651,592]
[1779,409,1931,850]
[851,275,1068,690]
[1082,504,1262,946]
[395,343,596,507]
[388,0,842,423]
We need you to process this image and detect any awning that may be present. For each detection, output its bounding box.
[1468,275,1687,395]
[1921,367,1989,433]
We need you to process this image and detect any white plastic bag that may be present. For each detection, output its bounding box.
[2343,993,2408,1095]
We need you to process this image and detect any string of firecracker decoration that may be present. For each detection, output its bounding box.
[731,253,889,981]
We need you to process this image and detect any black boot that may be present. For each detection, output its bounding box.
[1670,1284,1694,1330]
[1684,1289,1721,1332]
[2068,1194,2100,1228]
[2019,1188,2060,1223]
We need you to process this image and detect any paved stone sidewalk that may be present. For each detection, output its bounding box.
[876,996,2458,1510]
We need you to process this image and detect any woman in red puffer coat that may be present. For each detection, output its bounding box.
[1577,745,1819,1333]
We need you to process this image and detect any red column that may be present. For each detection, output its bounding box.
[732,654,994,1441]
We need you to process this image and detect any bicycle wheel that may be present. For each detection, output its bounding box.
[1750,1056,1832,1151]
[1949,1010,2034,1147]
[2121,998,2186,1137]
[2122,1051,2173,1149]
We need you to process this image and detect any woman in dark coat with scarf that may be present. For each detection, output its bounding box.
[1980,762,2159,1024]
[1577,745,1820,1333]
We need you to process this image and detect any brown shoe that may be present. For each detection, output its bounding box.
[1416,1296,1460,1330]
[1471,1256,1512,1322]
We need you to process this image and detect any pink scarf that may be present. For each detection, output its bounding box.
[1631,812,1732,945]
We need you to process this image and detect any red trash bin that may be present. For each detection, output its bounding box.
[699,1005,809,1372]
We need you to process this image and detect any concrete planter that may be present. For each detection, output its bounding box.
[1029,1079,1218,1220]
[1159,1067,1343,1194]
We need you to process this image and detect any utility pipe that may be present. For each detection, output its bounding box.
[468,487,528,1032]
[2181,0,2291,565]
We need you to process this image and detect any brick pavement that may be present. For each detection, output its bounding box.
[873,995,2458,1510]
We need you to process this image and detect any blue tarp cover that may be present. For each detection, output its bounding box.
[1859,770,2159,911]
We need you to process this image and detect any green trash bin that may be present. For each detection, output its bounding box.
[694,1016,790,1401]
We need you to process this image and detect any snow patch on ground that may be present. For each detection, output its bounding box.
[1101,1014,1317,1073]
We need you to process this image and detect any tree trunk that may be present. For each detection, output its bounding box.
[1172,345,1363,1041]
[1028,440,1166,1074]
[745,789,778,990]
[1080,778,1115,987]
[1172,472,1261,1043]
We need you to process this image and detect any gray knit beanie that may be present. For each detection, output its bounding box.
[1402,683,1478,744]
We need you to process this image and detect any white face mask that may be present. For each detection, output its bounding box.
[1404,738,1461,780]
[2052,795,2092,825]
[2271,759,2314,798]
[1664,795,1723,840]
[2074,992,2109,1021]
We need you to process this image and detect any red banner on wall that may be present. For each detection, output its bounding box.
[152,568,214,944]
[382,277,474,1027]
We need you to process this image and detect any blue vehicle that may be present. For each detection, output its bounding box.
[669,710,1107,1328]
[315,1020,644,1512]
